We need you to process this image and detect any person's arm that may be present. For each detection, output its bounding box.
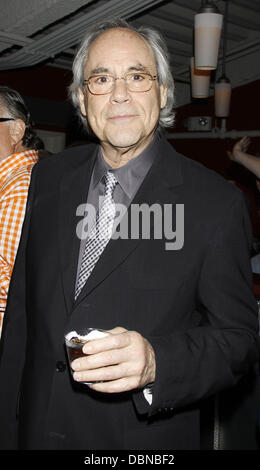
[227,136,260,179]
[0,192,29,335]
[0,165,38,449]
[143,191,260,416]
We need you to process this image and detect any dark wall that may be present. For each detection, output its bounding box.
[0,65,72,101]
[0,64,82,144]
[169,79,260,235]
[171,79,260,176]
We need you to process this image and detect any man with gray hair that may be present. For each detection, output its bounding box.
[0,19,259,450]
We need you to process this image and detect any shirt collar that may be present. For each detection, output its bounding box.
[92,131,160,200]
[0,149,38,180]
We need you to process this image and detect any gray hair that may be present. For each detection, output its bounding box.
[69,18,175,131]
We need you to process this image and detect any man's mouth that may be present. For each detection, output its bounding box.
[108,114,138,120]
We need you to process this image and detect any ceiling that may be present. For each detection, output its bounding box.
[0,0,260,107]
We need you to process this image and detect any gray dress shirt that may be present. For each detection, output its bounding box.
[76,131,161,280]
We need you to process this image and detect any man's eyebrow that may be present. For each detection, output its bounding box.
[89,64,151,75]
[127,64,150,73]
[89,67,110,75]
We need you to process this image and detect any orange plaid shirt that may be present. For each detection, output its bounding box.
[0,149,38,335]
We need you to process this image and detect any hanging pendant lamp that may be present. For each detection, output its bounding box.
[194,1,223,70]
[215,75,231,117]
[190,57,211,98]
[214,1,231,117]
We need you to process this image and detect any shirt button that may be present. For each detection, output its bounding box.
[56,361,66,372]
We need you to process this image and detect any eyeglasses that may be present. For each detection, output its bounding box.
[84,72,158,95]
[0,118,15,122]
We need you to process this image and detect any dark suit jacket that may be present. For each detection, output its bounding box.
[0,136,259,450]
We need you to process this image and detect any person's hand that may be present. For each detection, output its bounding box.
[227,136,251,162]
[71,326,156,393]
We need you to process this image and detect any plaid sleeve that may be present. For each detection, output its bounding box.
[0,169,33,336]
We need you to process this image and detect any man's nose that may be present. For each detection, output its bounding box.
[110,78,130,103]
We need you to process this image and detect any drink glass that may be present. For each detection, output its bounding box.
[65,328,109,384]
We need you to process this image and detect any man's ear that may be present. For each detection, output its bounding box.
[160,85,167,110]
[9,119,26,148]
[78,88,87,117]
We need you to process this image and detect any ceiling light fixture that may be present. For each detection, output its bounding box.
[214,1,232,118]
[194,0,223,70]
[190,56,211,98]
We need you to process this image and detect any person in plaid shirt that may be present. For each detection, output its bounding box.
[0,87,39,335]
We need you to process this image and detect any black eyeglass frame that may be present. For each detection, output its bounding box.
[83,72,158,95]
[0,118,15,122]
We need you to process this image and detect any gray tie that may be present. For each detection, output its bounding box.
[75,170,118,299]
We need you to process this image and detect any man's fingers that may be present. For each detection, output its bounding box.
[73,360,142,384]
[73,364,124,383]
[89,376,140,394]
[72,347,129,371]
[70,328,156,392]
[82,328,129,355]
[106,326,127,335]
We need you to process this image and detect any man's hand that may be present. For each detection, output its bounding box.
[227,136,251,162]
[71,327,156,393]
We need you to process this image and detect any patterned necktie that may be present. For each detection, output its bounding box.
[75,170,118,300]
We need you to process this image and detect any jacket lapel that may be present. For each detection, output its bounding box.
[73,137,183,308]
[58,147,97,314]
